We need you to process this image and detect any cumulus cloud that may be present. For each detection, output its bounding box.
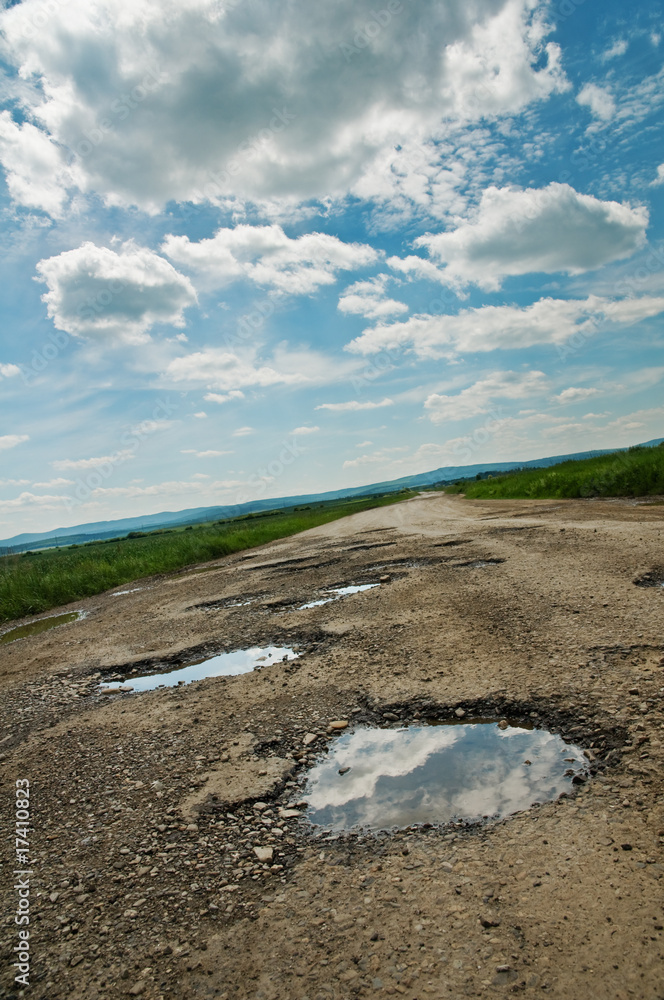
[162,226,378,295]
[52,449,135,471]
[0,363,20,378]
[424,371,547,424]
[315,398,394,412]
[576,83,616,121]
[601,38,628,61]
[0,112,77,216]
[388,184,648,290]
[0,434,29,450]
[553,387,601,403]
[0,491,70,510]
[653,164,664,186]
[346,294,664,358]
[291,425,320,435]
[0,0,567,215]
[35,242,197,343]
[337,275,408,320]
[166,350,305,392]
[180,449,231,458]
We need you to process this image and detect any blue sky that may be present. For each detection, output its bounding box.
[0,0,662,536]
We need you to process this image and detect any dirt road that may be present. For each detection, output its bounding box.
[1,493,663,1000]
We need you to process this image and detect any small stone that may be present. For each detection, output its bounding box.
[303,733,317,746]
[455,708,466,718]
[328,720,349,730]
[382,712,399,721]
[524,760,532,766]
[134,780,145,789]
[151,780,164,791]
[129,982,146,996]
[338,767,351,776]
[621,843,633,851]
[480,916,501,928]
[441,862,454,873]
[629,687,640,695]
[379,575,391,583]
[498,719,509,730]
[253,802,268,812]
[254,847,273,862]
[49,892,59,903]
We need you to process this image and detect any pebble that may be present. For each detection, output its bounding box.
[129,982,146,996]
[498,719,509,730]
[303,732,317,745]
[455,708,466,718]
[254,847,274,862]
[328,720,349,730]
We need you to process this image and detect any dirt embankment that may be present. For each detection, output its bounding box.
[1,493,663,1000]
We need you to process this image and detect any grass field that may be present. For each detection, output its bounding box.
[0,491,415,624]
[443,443,664,500]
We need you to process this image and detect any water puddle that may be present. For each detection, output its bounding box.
[301,721,588,833]
[453,558,505,569]
[0,611,84,645]
[297,584,379,610]
[99,645,299,693]
[111,588,143,596]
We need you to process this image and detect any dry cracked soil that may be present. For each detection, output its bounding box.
[1,493,663,1000]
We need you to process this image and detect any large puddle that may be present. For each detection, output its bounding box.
[297,584,379,610]
[0,611,84,645]
[99,645,299,693]
[302,721,588,832]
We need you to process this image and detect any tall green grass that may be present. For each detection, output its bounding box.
[444,444,664,500]
[0,492,414,624]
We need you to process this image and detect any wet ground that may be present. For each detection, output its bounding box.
[0,493,663,1000]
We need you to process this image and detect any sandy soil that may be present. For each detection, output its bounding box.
[1,493,663,1000]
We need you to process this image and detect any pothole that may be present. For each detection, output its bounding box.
[452,558,505,569]
[299,720,588,833]
[297,583,380,610]
[111,587,143,596]
[99,645,299,693]
[634,567,664,588]
[0,610,85,645]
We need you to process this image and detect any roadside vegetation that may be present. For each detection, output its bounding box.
[0,491,415,624]
[444,443,664,500]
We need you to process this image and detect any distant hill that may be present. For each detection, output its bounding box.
[2,437,662,554]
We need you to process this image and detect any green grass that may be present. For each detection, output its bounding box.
[443,443,664,501]
[0,491,415,624]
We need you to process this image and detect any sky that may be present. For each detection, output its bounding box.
[0,0,663,537]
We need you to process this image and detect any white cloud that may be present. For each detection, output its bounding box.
[291,425,320,435]
[180,449,231,458]
[233,426,254,437]
[32,478,75,488]
[346,293,664,358]
[338,275,407,320]
[356,440,373,447]
[193,412,207,419]
[601,39,628,61]
[0,363,20,378]
[0,112,77,216]
[553,387,601,404]
[0,434,29,451]
[36,242,197,343]
[577,83,616,121]
[52,448,134,471]
[652,164,664,187]
[0,0,567,216]
[388,184,647,290]
[166,351,305,392]
[424,370,547,424]
[315,398,394,412]
[203,391,245,405]
[162,226,378,295]
[0,491,70,510]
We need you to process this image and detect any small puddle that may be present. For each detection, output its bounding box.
[111,588,143,596]
[99,645,299,693]
[297,584,379,610]
[0,611,84,645]
[301,721,588,832]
